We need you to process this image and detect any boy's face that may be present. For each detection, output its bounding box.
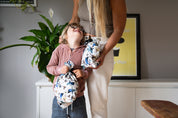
[66,23,84,43]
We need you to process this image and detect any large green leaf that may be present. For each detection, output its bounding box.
[20,36,49,53]
[36,46,41,57]
[38,22,51,43]
[0,44,36,51]
[53,24,60,34]
[38,22,49,31]
[40,14,54,32]
[20,36,40,42]
[31,52,38,66]
[35,47,41,65]
[49,34,58,43]
[29,29,46,41]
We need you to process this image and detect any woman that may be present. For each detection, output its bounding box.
[69,0,127,118]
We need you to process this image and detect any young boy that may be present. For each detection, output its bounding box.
[47,23,91,118]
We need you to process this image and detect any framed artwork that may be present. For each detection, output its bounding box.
[0,0,37,6]
[112,14,141,80]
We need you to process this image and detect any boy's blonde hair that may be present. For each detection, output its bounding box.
[60,23,85,45]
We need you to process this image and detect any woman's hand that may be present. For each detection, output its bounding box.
[60,65,69,74]
[95,53,106,69]
[73,69,84,78]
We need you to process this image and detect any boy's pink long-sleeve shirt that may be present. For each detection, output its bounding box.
[47,44,92,97]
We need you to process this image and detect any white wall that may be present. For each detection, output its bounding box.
[0,0,178,118]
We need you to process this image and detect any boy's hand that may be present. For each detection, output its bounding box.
[73,69,84,78]
[60,65,69,74]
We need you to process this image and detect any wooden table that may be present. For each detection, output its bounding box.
[141,100,178,118]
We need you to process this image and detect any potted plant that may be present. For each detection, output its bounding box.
[0,14,68,82]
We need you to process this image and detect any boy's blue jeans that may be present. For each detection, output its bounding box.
[52,96,88,118]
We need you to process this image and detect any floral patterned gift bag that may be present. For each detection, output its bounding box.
[54,61,79,109]
[81,36,106,68]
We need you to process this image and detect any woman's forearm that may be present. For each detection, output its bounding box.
[70,0,80,23]
[101,0,127,56]
[102,30,123,56]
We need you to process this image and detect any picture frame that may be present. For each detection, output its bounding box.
[0,0,37,7]
[111,14,141,80]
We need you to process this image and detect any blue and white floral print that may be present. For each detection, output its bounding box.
[54,61,78,109]
[64,60,74,70]
[81,37,106,68]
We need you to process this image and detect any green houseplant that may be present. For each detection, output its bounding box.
[0,14,68,82]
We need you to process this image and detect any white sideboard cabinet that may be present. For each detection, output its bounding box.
[36,78,178,118]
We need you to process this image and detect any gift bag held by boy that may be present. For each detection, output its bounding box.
[54,61,79,109]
